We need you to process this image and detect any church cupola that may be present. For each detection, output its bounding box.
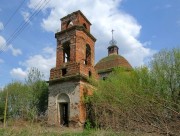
[95,29,132,79]
[107,29,119,56]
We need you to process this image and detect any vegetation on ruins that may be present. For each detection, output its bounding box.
[0,48,179,135]
[86,48,180,135]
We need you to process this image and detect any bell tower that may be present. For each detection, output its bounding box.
[48,10,97,127]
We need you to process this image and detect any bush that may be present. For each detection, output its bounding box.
[86,49,180,135]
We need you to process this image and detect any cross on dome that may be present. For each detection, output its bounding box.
[109,29,117,45]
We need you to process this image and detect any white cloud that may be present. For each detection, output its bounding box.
[0,36,22,56]
[143,41,152,47]
[0,36,6,50]
[28,0,155,67]
[8,45,22,56]
[0,22,4,30]
[10,68,27,80]
[43,46,55,55]
[11,47,56,80]
[28,0,49,9]
[21,11,31,23]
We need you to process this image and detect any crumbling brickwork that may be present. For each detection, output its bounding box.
[48,10,97,127]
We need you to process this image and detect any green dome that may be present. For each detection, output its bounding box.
[95,54,132,73]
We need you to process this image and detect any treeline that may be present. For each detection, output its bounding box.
[86,48,180,135]
[0,68,48,123]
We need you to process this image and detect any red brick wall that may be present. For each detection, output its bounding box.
[75,30,95,65]
[50,14,98,80]
[61,11,90,32]
[49,11,98,127]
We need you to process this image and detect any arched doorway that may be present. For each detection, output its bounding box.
[57,93,70,126]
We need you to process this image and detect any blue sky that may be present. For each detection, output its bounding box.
[0,0,180,88]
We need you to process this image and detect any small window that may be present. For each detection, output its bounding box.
[83,23,87,29]
[84,59,87,65]
[85,44,91,65]
[62,68,67,76]
[88,71,92,78]
[84,60,87,65]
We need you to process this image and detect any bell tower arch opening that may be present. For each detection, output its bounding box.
[57,93,70,127]
[85,44,91,65]
[66,21,74,29]
[62,42,70,63]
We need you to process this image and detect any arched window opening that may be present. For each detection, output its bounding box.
[85,44,91,65]
[57,93,70,103]
[66,21,74,29]
[63,42,70,63]
[83,23,87,29]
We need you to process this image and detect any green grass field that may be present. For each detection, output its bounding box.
[0,126,125,136]
[0,121,160,136]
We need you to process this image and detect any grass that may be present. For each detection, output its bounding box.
[0,121,163,136]
[0,127,123,136]
[0,126,163,136]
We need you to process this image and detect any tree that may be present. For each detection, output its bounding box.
[25,67,48,116]
[150,48,180,109]
[0,67,48,122]
[0,91,5,121]
[0,81,29,121]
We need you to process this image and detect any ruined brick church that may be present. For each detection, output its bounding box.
[48,10,132,127]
